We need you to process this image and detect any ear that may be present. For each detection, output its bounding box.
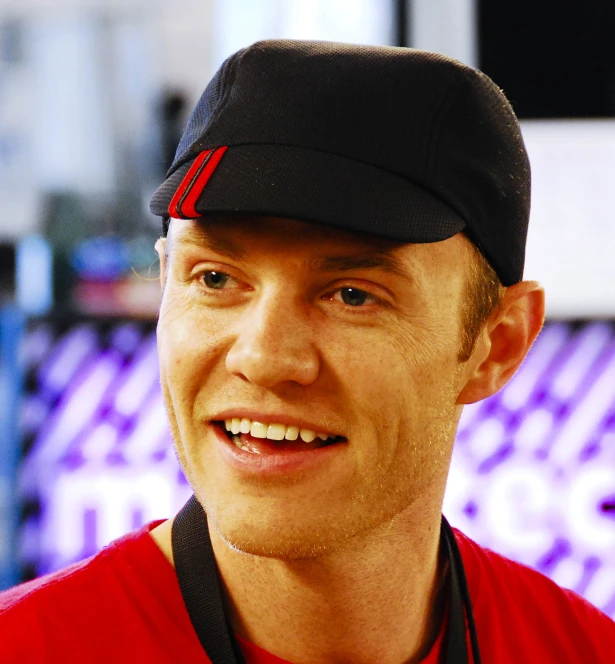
[457,280,545,405]
[154,238,167,290]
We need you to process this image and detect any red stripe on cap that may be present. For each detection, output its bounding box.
[178,146,229,218]
[167,149,213,219]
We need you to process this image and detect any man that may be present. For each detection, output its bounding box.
[2,40,614,663]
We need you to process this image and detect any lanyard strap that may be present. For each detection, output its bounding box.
[441,517,482,664]
[172,495,481,664]
[172,495,246,663]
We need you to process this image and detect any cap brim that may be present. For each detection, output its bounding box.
[150,144,466,242]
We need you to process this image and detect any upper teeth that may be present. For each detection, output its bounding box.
[224,418,334,443]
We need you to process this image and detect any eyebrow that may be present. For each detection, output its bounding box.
[170,229,247,261]
[306,253,409,279]
[171,229,409,280]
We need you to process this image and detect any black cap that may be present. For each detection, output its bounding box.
[150,40,530,286]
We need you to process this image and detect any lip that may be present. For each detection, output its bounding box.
[211,422,347,476]
[210,409,344,439]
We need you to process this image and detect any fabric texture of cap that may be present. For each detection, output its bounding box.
[150,40,531,286]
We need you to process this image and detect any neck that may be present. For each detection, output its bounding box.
[151,501,448,664]
[211,504,447,664]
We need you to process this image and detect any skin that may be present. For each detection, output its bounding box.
[151,215,545,664]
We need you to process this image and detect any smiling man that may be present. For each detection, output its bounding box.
[2,40,615,663]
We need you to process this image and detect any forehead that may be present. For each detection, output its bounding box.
[166,214,472,280]
[168,215,399,251]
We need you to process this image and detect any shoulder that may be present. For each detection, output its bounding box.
[453,528,615,661]
[0,520,209,663]
[1,549,112,622]
[0,521,167,657]
[1,523,157,614]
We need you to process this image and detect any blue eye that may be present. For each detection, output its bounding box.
[340,288,368,306]
[203,271,229,289]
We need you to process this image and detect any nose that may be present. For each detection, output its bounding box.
[225,291,321,388]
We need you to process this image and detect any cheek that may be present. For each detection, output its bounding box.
[349,320,460,435]
[157,294,226,404]
[320,329,413,460]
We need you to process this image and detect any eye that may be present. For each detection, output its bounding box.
[331,287,381,308]
[201,270,233,289]
[339,287,369,306]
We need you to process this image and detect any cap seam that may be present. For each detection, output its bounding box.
[204,48,245,137]
[424,70,463,185]
[167,48,246,179]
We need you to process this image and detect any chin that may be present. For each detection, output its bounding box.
[208,510,353,561]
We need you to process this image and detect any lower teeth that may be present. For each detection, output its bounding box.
[232,434,261,454]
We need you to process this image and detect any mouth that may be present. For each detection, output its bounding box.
[212,418,346,455]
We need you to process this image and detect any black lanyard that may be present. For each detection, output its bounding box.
[172,495,481,664]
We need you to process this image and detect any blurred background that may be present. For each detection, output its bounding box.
[0,0,614,618]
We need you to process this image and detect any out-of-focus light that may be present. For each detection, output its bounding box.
[16,234,52,316]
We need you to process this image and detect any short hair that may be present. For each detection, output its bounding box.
[458,241,504,362]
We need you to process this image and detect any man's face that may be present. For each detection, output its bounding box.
[157,216,472,559]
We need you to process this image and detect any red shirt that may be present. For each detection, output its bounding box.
[1,521,613,663]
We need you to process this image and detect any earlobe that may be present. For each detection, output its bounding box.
[155,238,167,290]
[457,281,545,405]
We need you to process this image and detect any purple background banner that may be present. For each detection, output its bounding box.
[17,320,615,618]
